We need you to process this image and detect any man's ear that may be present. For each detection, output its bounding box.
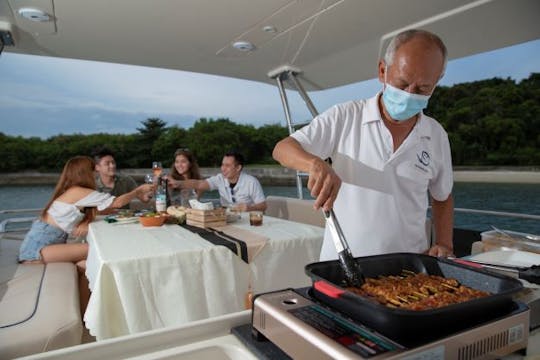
[377,60,386,83]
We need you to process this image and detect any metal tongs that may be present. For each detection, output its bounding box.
[324,209,365,286]
[453,258,540,285]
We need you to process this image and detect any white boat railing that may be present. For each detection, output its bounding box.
[453,207,540,221]
[0,208,41,234]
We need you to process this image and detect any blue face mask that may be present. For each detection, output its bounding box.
[382,83,431,121]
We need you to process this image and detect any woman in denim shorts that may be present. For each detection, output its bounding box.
[19,220,68,262]
[18,156,154,313]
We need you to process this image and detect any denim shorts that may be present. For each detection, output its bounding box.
[19,220,68,262]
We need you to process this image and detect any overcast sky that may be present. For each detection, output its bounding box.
[1,39,539,138]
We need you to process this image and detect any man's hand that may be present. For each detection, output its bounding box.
[232,203,248,212]
[425,244,454,258]
[308,158,342,211]
[166,178,181,189]
[136,184,155,202]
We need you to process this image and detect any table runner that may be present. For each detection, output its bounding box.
[215,225,268,263]
[180,224,268,263]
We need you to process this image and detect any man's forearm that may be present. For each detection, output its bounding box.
[181,179,208,191]
[249,201,267,212]
[273,137,319,172]
[432,194,454,250]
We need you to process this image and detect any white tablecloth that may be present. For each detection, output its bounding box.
[84,215,323,340]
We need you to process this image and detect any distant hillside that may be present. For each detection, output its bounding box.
[426,73,539,165]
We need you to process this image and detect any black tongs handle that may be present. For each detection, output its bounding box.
[519,265,540,285]
[324,210,365,287]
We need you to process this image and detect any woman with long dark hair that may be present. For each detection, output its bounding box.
[19,156,153,313]
[167,148,204,206]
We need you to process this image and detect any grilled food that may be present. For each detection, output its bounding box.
[346,272,489,310]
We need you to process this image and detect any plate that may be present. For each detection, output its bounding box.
[104,215,139,223]
[115,216,139,223]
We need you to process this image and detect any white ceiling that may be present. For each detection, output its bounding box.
[1,0,539,90]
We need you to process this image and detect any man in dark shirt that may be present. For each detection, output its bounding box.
[92,147,148,208]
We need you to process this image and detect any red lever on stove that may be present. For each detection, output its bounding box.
[314,280,345,298]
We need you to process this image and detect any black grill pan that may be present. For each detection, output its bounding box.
[305,253,524,347]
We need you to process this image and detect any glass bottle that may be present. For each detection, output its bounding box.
[155,177,167,213]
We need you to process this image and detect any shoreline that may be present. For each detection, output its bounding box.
[1,167,539,186]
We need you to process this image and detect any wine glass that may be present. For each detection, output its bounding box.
[144,173,154,184]
[152,162,163,177]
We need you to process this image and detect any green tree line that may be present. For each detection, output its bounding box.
[1,74,538,172]
[0,118,289,171]
[426,73,539,165]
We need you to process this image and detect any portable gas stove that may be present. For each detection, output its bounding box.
[249,287,529,359]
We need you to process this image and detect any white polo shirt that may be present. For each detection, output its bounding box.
[291,93,453,260]
[206,172,266,207]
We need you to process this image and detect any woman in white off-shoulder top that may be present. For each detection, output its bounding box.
[18,156,154,314]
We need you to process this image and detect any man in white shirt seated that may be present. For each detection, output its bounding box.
[168,150,267,212]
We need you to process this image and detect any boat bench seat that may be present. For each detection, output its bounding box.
[0,238,82,359]
[265,195,325,228]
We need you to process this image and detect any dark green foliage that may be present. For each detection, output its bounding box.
[0,117,289,171]
[425,74,539,165]
[1,74,538,171]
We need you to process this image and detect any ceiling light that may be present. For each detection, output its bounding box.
[18,8,51,22]
[232,41,255,52]
[262,25,277,34]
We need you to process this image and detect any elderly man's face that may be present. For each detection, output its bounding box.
[379,37,444,96]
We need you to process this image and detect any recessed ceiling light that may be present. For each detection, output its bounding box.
[262,25,277,34]
[232,41,255,52]
[18,8,51,22]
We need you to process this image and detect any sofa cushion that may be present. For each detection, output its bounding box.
[0,239,82,358]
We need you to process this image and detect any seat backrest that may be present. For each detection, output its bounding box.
[265,196,324,228]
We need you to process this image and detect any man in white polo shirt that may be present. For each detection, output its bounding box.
[273,29,453,260]
[170,151,267,212]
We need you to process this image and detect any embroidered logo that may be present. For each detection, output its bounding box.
[417,151,430,166]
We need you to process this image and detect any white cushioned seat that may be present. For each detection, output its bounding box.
[0,239,82,359]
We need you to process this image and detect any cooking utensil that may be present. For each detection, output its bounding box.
[305,253,523,347]
[323,210,364,286]
[452,258,540,285]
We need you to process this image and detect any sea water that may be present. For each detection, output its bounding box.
[1,183,538,234]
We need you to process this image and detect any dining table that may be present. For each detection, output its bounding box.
[84,214,324,340]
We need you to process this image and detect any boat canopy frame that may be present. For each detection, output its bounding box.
[271,67,320,199]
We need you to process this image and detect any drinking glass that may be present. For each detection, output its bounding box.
[152,162,163,177]
[249,211,263,226]
[144,173,154,184]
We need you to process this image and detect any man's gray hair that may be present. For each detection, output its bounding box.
[383,29,448,73]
